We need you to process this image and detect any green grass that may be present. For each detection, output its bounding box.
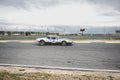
[0,71,23,80]
[0,71,119,80]
[0,71,52,80]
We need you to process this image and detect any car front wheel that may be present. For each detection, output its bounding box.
[61,41,67,46]
[39,40,45,46]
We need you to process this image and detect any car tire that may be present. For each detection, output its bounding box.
[39,40,45,46]
[61,41,67,46]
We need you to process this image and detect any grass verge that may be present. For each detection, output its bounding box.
[0,66,120,80]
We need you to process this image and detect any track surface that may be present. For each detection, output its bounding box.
[0,42,120,70]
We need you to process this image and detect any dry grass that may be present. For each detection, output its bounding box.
[0,66,120,80]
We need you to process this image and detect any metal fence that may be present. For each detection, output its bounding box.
[0,25,120,40]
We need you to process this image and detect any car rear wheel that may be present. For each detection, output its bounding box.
[39,40,45,46]
[61,41,67,46]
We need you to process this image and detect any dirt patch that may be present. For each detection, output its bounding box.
[0,66,120,80]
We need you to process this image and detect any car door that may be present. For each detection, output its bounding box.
[51,37,57,43]
[46,37,51,42]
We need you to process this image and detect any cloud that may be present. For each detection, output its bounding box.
[0,17,9,24]
[0,0,120,17]
[84,0,120,21]
[0,0,27,9]
[0,0,82,9]
[87,0,120,13]
[0,0,120,26]
[0,0,120,10]
[4,3,99,25]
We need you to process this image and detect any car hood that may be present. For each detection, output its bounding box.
[36,37,46,41]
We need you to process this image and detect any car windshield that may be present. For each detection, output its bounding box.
[47,37,50,39]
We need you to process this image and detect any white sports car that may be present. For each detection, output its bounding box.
[36,35,73,46]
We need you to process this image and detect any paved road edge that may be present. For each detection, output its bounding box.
[0,63,120,73]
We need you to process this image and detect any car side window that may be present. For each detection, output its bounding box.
[47,37,50,39]
[52,37,56,39]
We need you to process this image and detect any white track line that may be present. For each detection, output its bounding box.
[0,63,120,73]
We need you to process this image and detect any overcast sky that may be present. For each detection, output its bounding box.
[0,0,120,26]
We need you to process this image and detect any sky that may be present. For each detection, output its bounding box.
[0,0,120,27]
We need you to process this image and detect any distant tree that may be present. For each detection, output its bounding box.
[20,32,25,36]
[25,32,31,36]
[80,28,85,36]
[7,31,12,36]
[0,31,5,35]
[46,32,50,35]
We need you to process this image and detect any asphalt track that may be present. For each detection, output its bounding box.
[0,42,120,71]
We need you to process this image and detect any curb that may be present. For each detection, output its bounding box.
[0,63,120,73]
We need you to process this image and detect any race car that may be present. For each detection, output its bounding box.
[36,35,73,46]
